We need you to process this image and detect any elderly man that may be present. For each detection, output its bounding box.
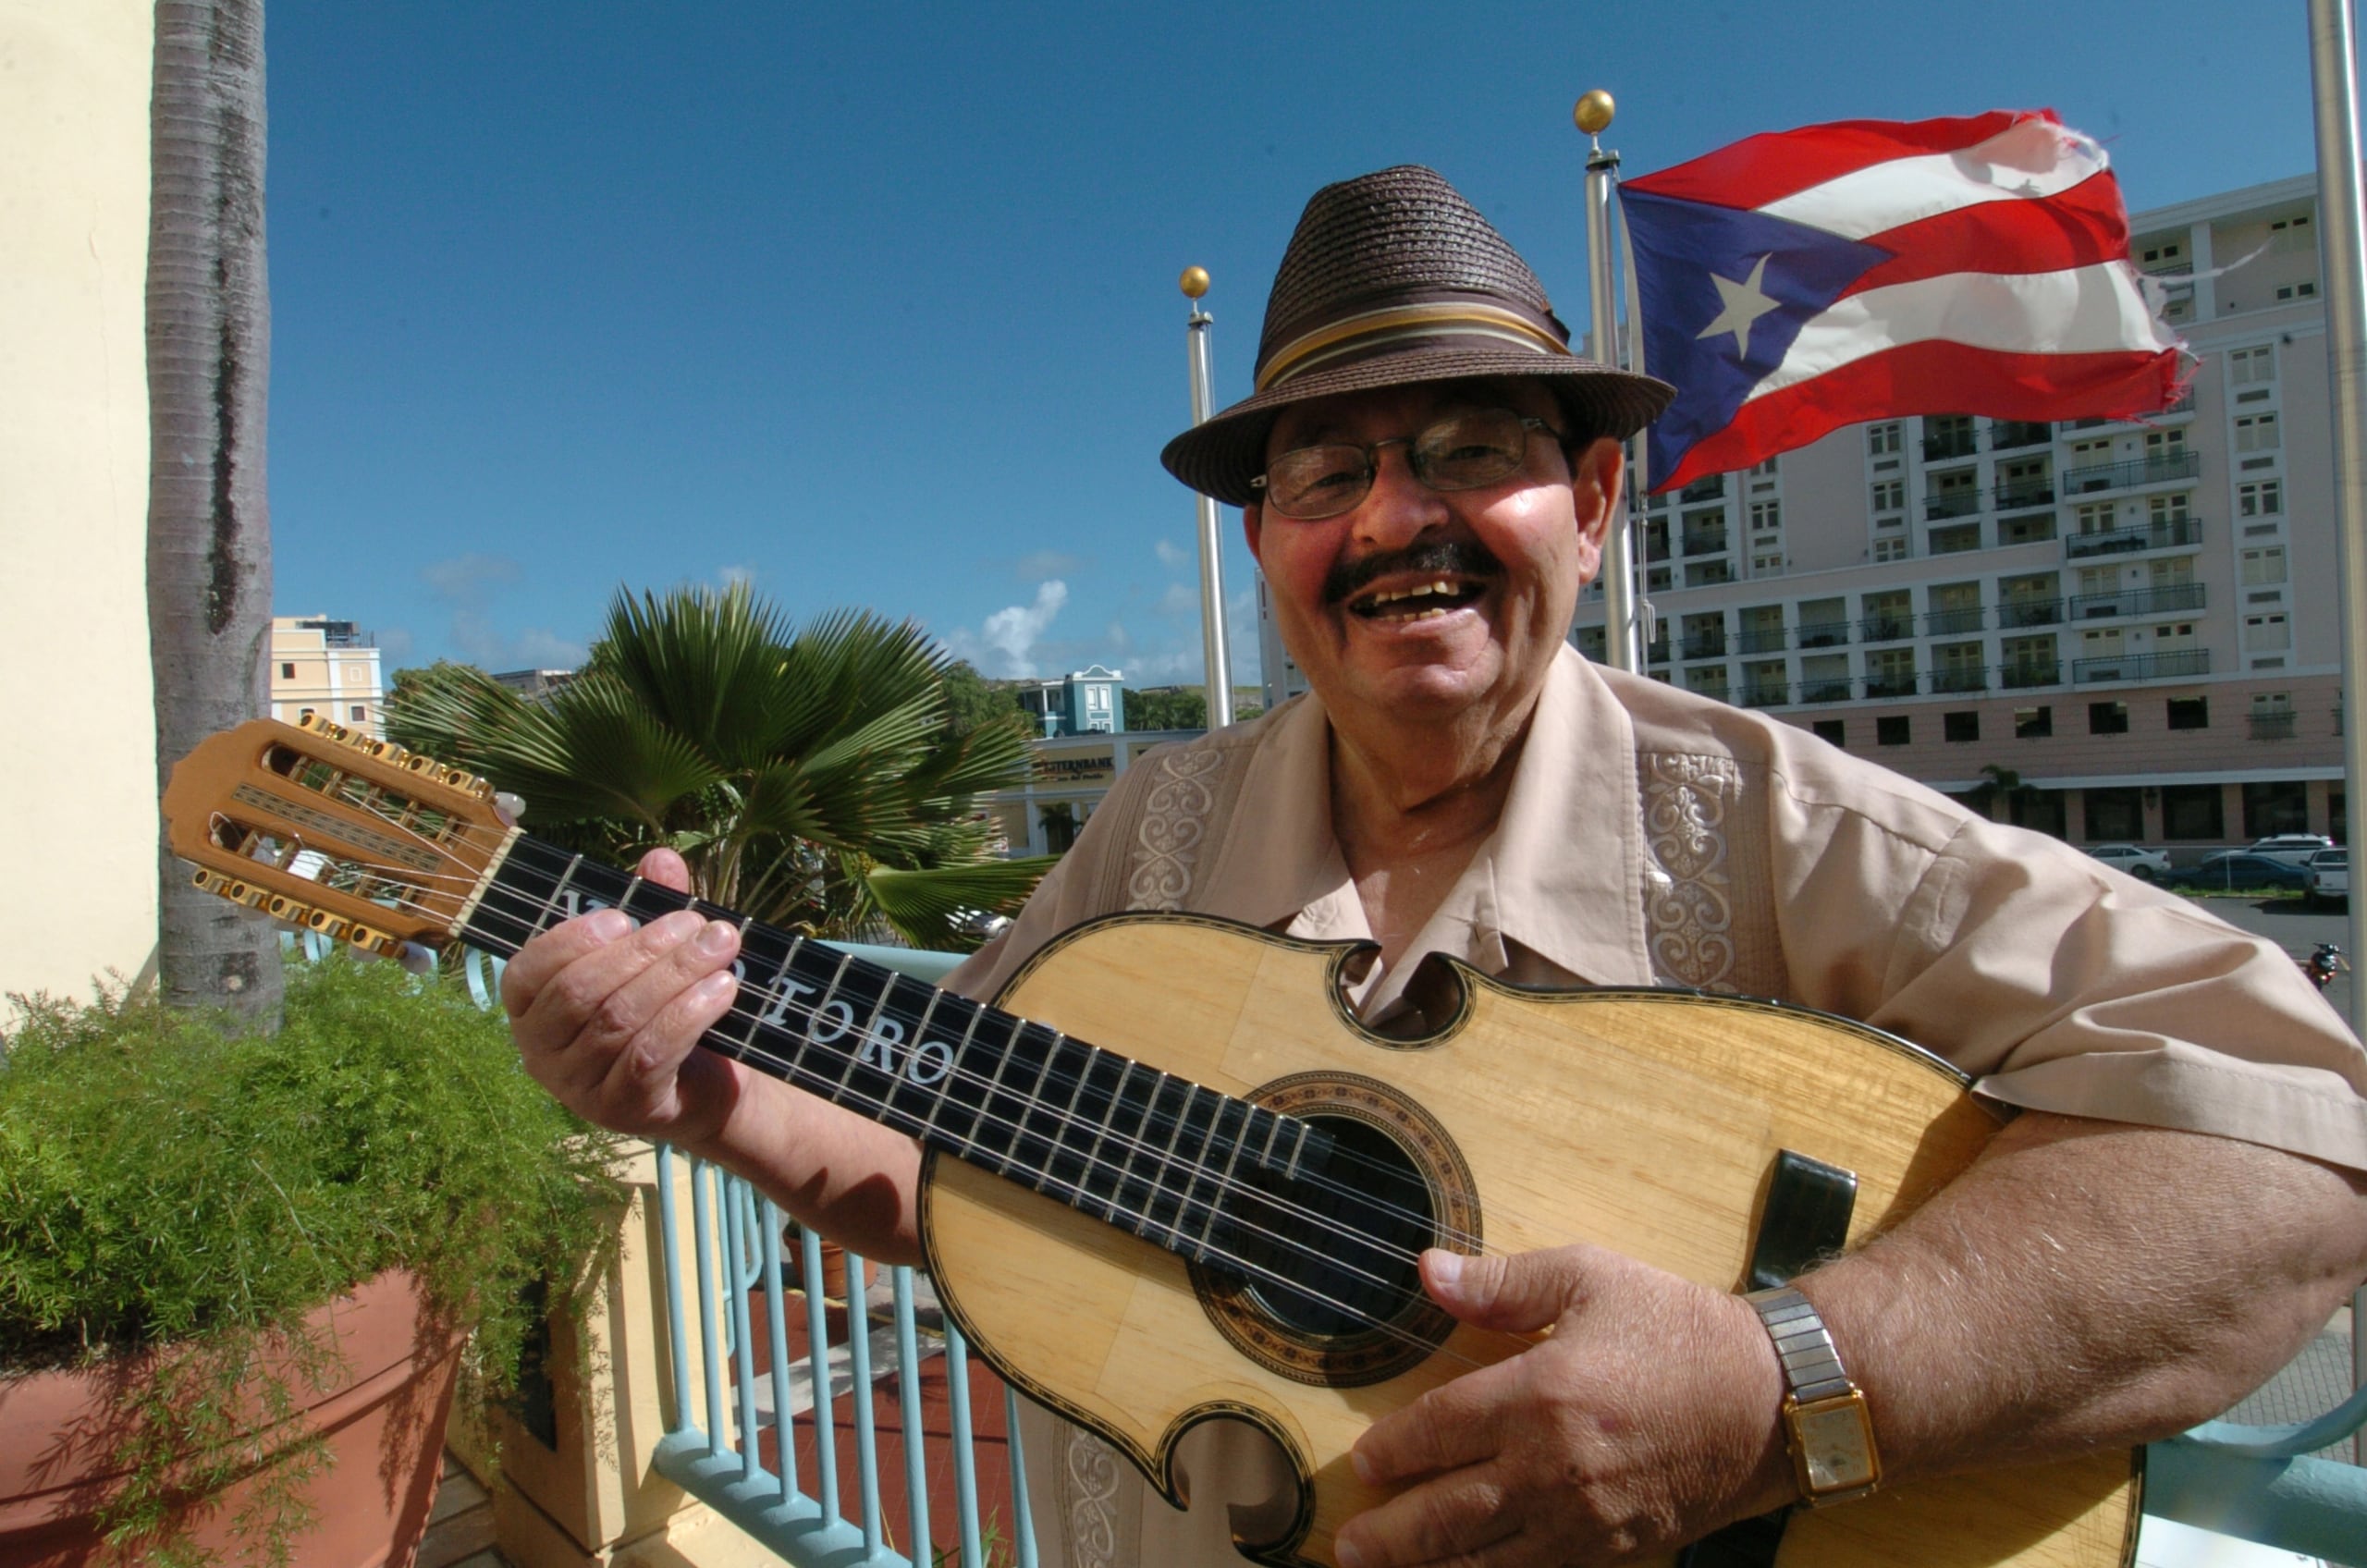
[502,167,2367,1568]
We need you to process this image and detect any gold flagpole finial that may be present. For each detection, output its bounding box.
[1575,90,1615,137]
[1180,266,1210,300]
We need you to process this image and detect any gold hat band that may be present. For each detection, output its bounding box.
[1256,301,1571,393]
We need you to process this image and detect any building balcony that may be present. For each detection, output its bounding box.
[1797,621,1851,649]
[1736,628,1788,655]
[2002,661,2063,689]
[2060,450,2202,494]
[1989,421,2053,449]
[1799,679,1854,704]
[2067,582,2206,620]
[1682,636,1728,661]
[1924,490,1983,521]
[1924,606,1986,635]
[1738,685,1789,709]
[1682,529,1730,557]
[1687,681,1731,704]
[2250,709,2300,740]
[2071,648,2212,684]
[1680,473,1727,503]
[2067,391,2196,428]
[1922,432,1979,461]
[1860,616,1912,643]
[1992,477,2055,509]
[1999,597,2064,628]
[1864,673,1919,698]
[2065,517,2203,558]
[1931,667,1989,694]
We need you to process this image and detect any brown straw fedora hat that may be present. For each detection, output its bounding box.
[1161,165,1674,508]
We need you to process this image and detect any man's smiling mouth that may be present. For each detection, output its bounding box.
[1351,579,1487,619]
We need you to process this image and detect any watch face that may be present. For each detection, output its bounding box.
[1796,1398,1878,1492]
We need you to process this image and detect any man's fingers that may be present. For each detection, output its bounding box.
[1423,1246,1589,1333]
[1332,1464,1521,1568]
[1352,1360,1521,1488]
[500,906,634,1018]
[638,846,693,893]
[590,965,743,1130]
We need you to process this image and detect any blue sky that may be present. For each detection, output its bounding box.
[266,1,2326,687]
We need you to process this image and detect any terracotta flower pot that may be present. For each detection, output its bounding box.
[790,1239,877,1303]
[0,1269,465,1568]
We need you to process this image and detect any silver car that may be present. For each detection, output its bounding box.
[2087,843,2172,881]
[2307,849,2349,907]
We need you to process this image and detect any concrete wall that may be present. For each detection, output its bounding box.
[0,1,158,1005]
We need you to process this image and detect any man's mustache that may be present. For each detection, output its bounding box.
[1323,541,1503,606]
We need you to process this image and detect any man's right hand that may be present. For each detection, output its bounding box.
[500,846,748,1150]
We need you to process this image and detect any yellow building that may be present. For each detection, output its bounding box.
[269,615,387,736]
[2,1,160,1002]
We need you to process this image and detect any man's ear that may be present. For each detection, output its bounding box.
[1570,436,1625,567]
[1243,501,1266,569]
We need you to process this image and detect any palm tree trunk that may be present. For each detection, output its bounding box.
[148,0,283,1022]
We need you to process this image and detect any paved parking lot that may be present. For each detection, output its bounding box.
[2173,893,2356,1021]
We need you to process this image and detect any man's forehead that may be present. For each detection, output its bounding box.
[1265,378,1557,451]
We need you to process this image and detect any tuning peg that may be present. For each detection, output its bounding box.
[305,908,351,942]
[266,894,311,925]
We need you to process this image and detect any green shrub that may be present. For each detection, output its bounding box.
[0,956,623,1563]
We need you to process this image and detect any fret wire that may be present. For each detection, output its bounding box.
[833,966,905,1128]
[886,981,949,1130]
[1137,1072,1195,1248]
[1196,1097,1253,1262]
[1169,1083,1225,1252]
[737,933,809,1059]
[949,1007,1011,1167]
[1081,1060,1142,1223]
[914,994,987,1152]
[1009,1025,1067,1185]
[1257,1106,1284,1170]
[540,852,585,933]
[1283,1118,1311,1181]
[1040,1033,1098,1197]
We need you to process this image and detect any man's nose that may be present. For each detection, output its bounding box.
[1351,442,1451,545]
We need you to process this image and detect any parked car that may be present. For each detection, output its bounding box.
[2242,833,2336,866]
[2086,843,2172,881]
[2307,849,2349,907]
[2171,852,2312,892]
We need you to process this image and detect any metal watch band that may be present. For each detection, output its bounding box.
[1744,1285,1855,1404]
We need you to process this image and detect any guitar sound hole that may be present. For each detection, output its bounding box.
[1238,1116,1435,1341]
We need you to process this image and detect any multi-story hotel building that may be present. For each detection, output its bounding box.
[267,615,386,738]
[1537,172,2343,851]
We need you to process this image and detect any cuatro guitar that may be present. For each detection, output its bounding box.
[164,716,2140,1568]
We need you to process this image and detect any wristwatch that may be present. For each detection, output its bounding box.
[1744,1285,1881,1507]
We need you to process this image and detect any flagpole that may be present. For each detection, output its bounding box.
[1182,266,1235,729]
[2306,0,2367,1401]
[1578,90,1644,673]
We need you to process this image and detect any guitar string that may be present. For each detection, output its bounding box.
[245,776,1552,1346]
[261,784,1516,1266]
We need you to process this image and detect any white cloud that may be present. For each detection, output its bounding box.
[1157,582,1198,619]
[971,580,1069,678]
[717,563,756,590]
[1154,538,1189,570]
[420,552,586,672]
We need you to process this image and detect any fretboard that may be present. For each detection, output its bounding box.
[458,835,1322,1265]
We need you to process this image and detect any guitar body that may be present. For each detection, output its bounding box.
[920,913,2139,1568]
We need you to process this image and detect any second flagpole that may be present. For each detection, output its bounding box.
[1577,90,1646,674]
[1182,267,1235,729]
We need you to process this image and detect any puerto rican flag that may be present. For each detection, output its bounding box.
[1620,110,2188,493]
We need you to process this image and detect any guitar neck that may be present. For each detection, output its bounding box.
[456,834,1319,1263]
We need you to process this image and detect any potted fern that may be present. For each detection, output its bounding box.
[0,956,622,1568]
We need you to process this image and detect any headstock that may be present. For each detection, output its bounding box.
[162,716,516,957]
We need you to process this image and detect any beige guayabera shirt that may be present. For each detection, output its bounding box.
[942,643,2367,1568]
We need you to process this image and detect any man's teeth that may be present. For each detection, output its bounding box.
[1364,580,1462,614]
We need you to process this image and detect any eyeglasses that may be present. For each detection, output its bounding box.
[1250,407,1567,520]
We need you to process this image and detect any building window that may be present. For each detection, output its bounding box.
[2015,705,2054,738]
[2086,786,2144,840]
[2166,697,2208,730]
[1929,523,1981,555]
[2235,412,2281,452]
[1872,536,1907,562]
[1876,716,1910,746]
[1870,479,1905,513]
[280,662,296,680]
[1944,711,1980,742]
[2161,783,2225,840]
[2275,281,2319,300]
[2243,613,2292,653]
[349,704,367,724]
[2238,480,2284,516]
[2149,491,2190,525]
[1751,454,1781,476]
[1867,423,1901,456]
[1751,548,1784,575]
[1750,500,1782,532]
[2140,239,2186,266]
[2089,701,2129,736]
[2229,344,2275,384]
[2145,427,2187,459]
[2243,780,2311,838]
[1812,718,1846,747]
[2001,511,2056,545]
[298,706,316,722]
[2241,546,2287,586]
